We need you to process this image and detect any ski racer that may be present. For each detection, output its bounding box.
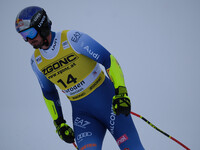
[15,6,145,150]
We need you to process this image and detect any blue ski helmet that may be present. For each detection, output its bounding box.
[15,6,52,39]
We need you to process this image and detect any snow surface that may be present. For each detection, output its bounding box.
[0,0,199,149]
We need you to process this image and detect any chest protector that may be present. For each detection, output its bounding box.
[34,30,105,101]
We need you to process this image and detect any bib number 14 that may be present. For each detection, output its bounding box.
[57,74,77,88]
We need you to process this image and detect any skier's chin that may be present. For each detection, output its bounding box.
[33,44,42,49]
[31,41,43,49]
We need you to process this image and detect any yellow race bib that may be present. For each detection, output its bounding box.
[34,30,105,100]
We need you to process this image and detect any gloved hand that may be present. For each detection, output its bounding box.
[54,118,75,143]
[112,86,131,116]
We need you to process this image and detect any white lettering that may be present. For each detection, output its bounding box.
[117,134,128,145]
[34,13,41,22]
[74,117,91,129]
[110,106,116,134]
[83,46,100,60]
[38,16,46,28]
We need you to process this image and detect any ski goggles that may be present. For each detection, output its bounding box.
[20,27,38,41]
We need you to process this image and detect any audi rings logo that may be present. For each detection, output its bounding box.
[77,132,92,143]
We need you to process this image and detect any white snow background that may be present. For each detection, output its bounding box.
[0,0,199,149]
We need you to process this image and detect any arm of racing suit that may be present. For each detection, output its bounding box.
[30,55,65,124]
[67,30,126,89]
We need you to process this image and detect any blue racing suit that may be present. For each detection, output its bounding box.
[31,30,144,150]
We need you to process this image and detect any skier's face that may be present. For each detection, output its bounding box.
[27,33,43,49]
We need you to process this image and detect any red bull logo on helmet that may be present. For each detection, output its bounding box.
[16,18,24,29]
[15,18,31,32]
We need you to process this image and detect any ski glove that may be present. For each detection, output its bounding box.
[113,86,131,116]
[54,118,75,143]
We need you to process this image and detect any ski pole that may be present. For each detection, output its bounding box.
[73,142,78,149]
[130,111,190,150]
[73,142,78,150]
